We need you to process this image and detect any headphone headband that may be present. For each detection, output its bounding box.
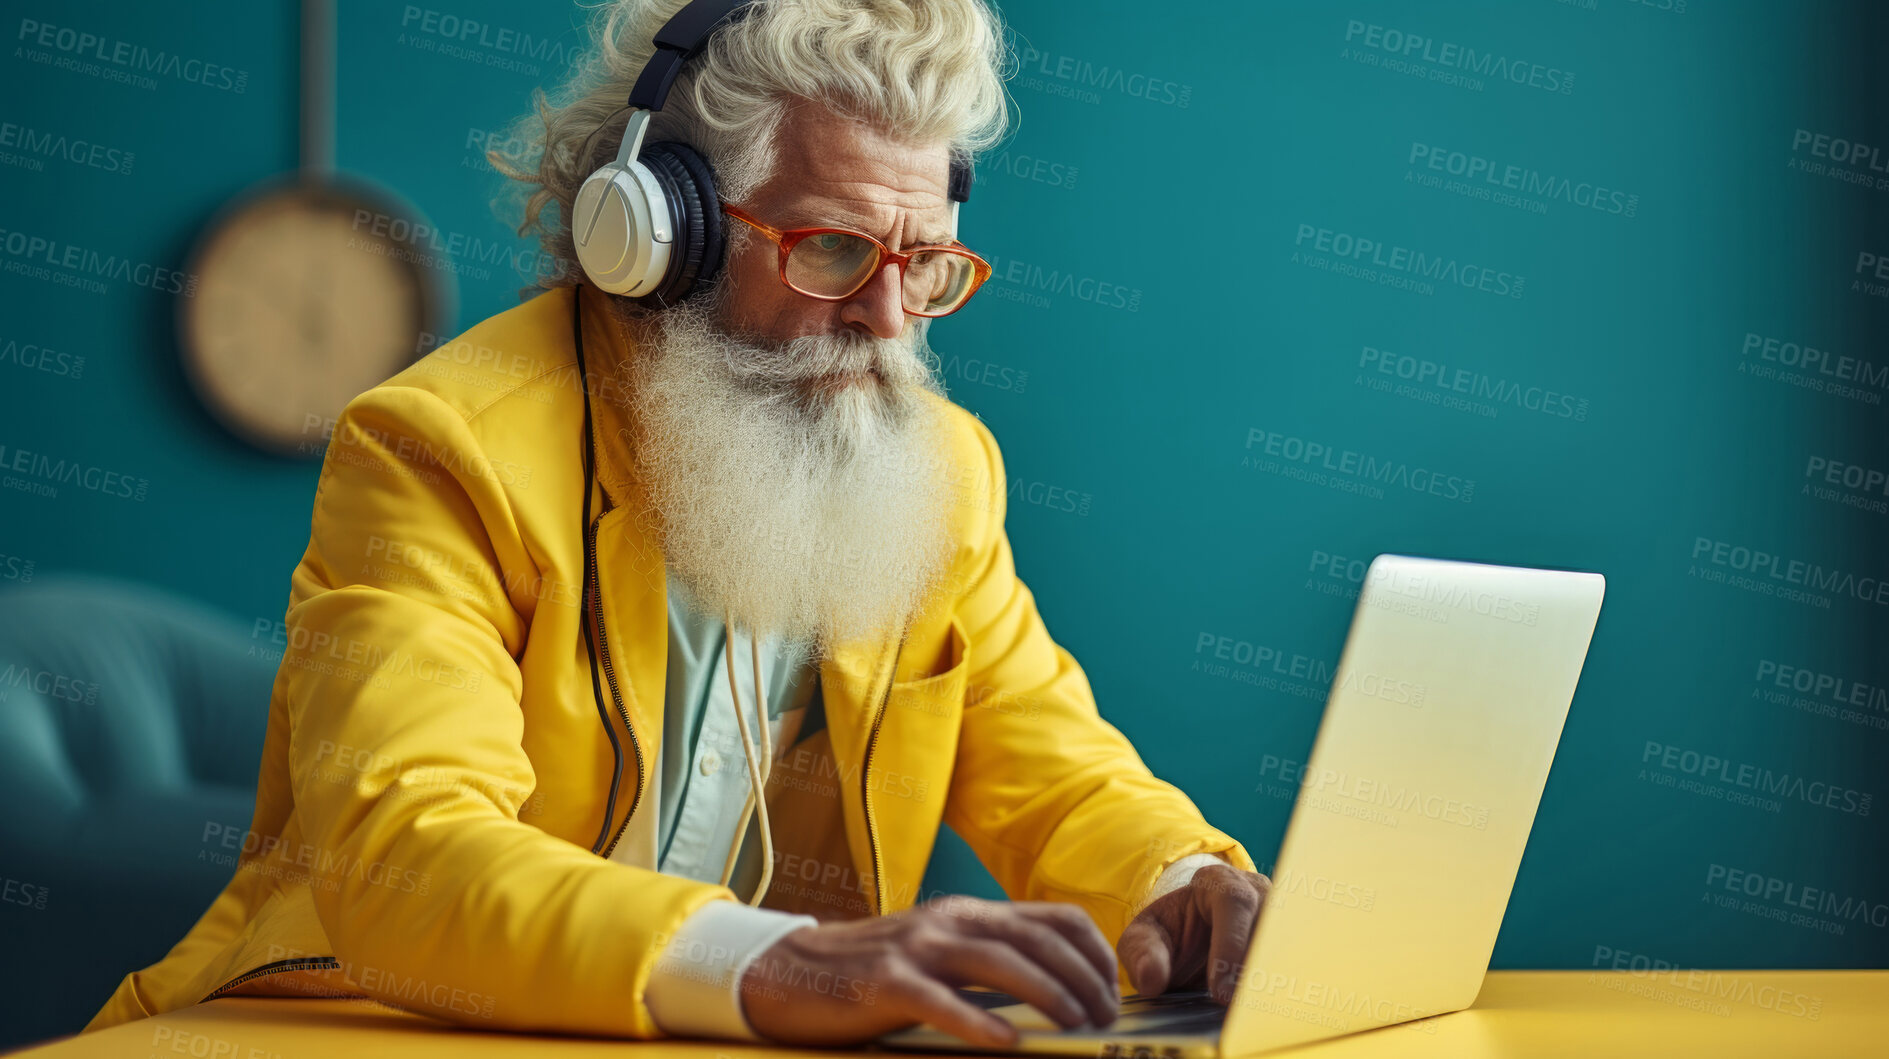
[623,0,973,202]
[628,0,756,114]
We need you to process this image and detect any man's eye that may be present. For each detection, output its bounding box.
[810,234,845,251]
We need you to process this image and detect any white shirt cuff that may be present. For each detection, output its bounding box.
[1139,852,1232,913]
[645,900,818,1040]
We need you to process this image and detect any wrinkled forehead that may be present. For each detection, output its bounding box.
[750,108,956,246]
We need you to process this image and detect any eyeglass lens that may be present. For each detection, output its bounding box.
[785,233,978,314]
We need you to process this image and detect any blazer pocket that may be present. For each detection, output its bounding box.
[887,616,969,720]
[873,617,967,849]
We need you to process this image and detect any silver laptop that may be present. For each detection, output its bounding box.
[883,555,1605,1057]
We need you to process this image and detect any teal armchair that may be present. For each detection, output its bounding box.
[0,575,276,1049]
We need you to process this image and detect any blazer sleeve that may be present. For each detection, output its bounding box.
[282,384,731,1037]
[940,412,1256,945]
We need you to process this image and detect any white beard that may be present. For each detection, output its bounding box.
[610,288,957,656]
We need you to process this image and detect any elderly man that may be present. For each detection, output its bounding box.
[85,0,1263,1047]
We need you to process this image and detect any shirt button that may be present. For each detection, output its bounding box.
[699,751,721,776]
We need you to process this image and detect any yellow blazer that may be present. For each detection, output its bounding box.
[85,283,1252,1037]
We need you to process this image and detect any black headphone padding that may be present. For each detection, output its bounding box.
[635,140,726,308]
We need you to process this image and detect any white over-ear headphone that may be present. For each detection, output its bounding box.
[571,109,677,298]
[571,0,755,305]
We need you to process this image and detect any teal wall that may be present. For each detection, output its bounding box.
[932,0,1889,975]
[2,0,1883,1009]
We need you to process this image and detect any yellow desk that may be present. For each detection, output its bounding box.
[12,972,1882,1059]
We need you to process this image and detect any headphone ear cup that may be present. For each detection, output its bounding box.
[635,141,726,307]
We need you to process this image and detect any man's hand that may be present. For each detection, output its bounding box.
[1117,864,1272,1003]
[738,896,1119,1048]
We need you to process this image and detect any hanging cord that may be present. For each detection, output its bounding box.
[719,617,776,906]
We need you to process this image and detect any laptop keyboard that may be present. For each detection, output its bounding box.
[954,988,1228,1038]
[1119,990,1218,1012]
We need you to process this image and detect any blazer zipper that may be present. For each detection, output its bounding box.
[201,955,341,1003]
[587,515,645,860]
[860,641,904,916]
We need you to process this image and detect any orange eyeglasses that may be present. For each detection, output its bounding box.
[721,202,992,317]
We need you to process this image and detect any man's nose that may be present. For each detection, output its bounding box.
[839,261,906,340]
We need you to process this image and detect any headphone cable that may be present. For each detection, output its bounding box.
[719,615,776,906]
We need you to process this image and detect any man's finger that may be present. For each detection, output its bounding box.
[1012,902,1120,997]
[892,972,1020,1050]
[1117,914,1176,996]
[1197,869,1264,1003]
[971,911,1117,1027]
[932,937,1088,1028]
